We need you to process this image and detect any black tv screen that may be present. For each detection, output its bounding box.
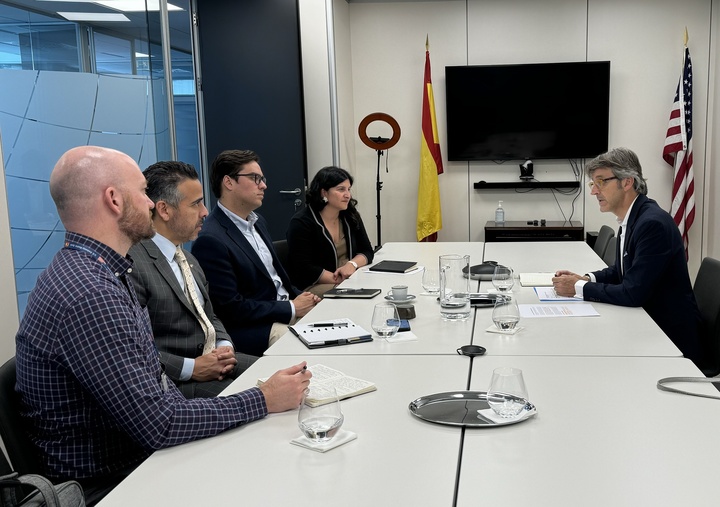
[445,61,610,161]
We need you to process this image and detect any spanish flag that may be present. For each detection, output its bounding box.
[417,36,443,242]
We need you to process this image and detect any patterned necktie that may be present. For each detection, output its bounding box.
[174,246,216,355]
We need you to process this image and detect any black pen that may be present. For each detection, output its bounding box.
[311,322,348,327]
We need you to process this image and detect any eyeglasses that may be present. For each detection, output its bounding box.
[587,176,618,189]
[233,173,267,186]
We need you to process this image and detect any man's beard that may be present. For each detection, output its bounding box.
[119,199,155,245]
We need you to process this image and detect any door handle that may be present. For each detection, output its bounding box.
[279,188,302,195]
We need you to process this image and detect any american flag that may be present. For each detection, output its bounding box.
[662,46,695,259]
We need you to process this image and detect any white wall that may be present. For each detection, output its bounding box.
[301,0,718,276]
[0,131,20,364]
[707,0,720,259]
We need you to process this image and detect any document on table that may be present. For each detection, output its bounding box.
[519,303,600,318]
[533,287,583,302]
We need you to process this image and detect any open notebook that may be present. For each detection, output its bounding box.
[519,272,555,287]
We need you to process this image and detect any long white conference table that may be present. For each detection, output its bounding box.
[98,241,711,506]
[268,241,680,358]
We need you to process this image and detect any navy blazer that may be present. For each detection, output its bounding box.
[191,206,301,356]
[583,194,701,362]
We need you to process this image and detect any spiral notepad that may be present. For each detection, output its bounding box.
[289,318,373,349]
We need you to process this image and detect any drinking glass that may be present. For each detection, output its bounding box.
[421,267,440,294]
[298,387,344,443]
[492,296,520,331]
[371,303,400,338]
[487,367,528,418]
[492,265,515,292]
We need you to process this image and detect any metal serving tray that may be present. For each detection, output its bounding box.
[409,391,537,427]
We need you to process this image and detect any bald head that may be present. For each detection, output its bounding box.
[50,146,132,226]
[49,146,154,254]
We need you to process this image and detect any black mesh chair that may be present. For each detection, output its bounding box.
[593,225,615,260]
[693,257,720,377]
[0,357,42,475]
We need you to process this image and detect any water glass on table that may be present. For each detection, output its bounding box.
[421,267,440,294]
[371,303,400,338]
[492,265,515,293]
[487,367,528,418]
[492,296,520,331]
[298,387,344,443]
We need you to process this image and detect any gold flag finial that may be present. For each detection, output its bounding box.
[684,27,689,46]
[426,35,429,52]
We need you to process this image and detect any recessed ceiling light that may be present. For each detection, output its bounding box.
[93,0,183,12]
[57,12,130,21]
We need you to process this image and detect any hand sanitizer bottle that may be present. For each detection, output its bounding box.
[495,201,505,225]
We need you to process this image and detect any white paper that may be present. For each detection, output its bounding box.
[519,303,600,318]
[533,287,583,302]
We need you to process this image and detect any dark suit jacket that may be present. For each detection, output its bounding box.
[191,207,301,356]
[128,240,234,382]
[286,205,374,290]
[584,194,701,362]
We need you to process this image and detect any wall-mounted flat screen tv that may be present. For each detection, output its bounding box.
[445,61,610,161]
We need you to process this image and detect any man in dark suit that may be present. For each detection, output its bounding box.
[553,147,701,363]
[192,150,320,356]
[129,161,258,398]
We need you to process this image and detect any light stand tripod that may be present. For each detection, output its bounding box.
[370,136,390,249]
[357,112,401,250]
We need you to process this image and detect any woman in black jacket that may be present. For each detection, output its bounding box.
[286,166,374,296]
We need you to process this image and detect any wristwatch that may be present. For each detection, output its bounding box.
[348,260,359,270]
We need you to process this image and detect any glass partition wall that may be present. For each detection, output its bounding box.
[0,0,199,315]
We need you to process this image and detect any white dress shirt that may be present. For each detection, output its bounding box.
[217,202,295,319]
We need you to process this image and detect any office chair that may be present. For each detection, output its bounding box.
[593,225,615,260]
[0,357,42,475]
[693,257,720,377]
[272,239,290,272]
[602,236,617,266]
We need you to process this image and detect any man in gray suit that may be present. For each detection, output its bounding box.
[129,160,258,398]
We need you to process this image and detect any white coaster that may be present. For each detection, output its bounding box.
[385,331,418,343]
[485,324,522,335]
[290,429,357,453]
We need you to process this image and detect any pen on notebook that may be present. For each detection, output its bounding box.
[311,322,348,327]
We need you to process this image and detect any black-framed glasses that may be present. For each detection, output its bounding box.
[587,176,618,189]
[232,173,267,186]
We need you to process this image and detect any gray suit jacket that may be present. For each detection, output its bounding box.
[128,239,234,382]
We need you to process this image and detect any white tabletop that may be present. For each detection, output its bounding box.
[266,242,484,356]
[458,356,720,506]
[473,283,681,357]
[484,240,606,274]
[477,240,680,357]
[98,355,468,507]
